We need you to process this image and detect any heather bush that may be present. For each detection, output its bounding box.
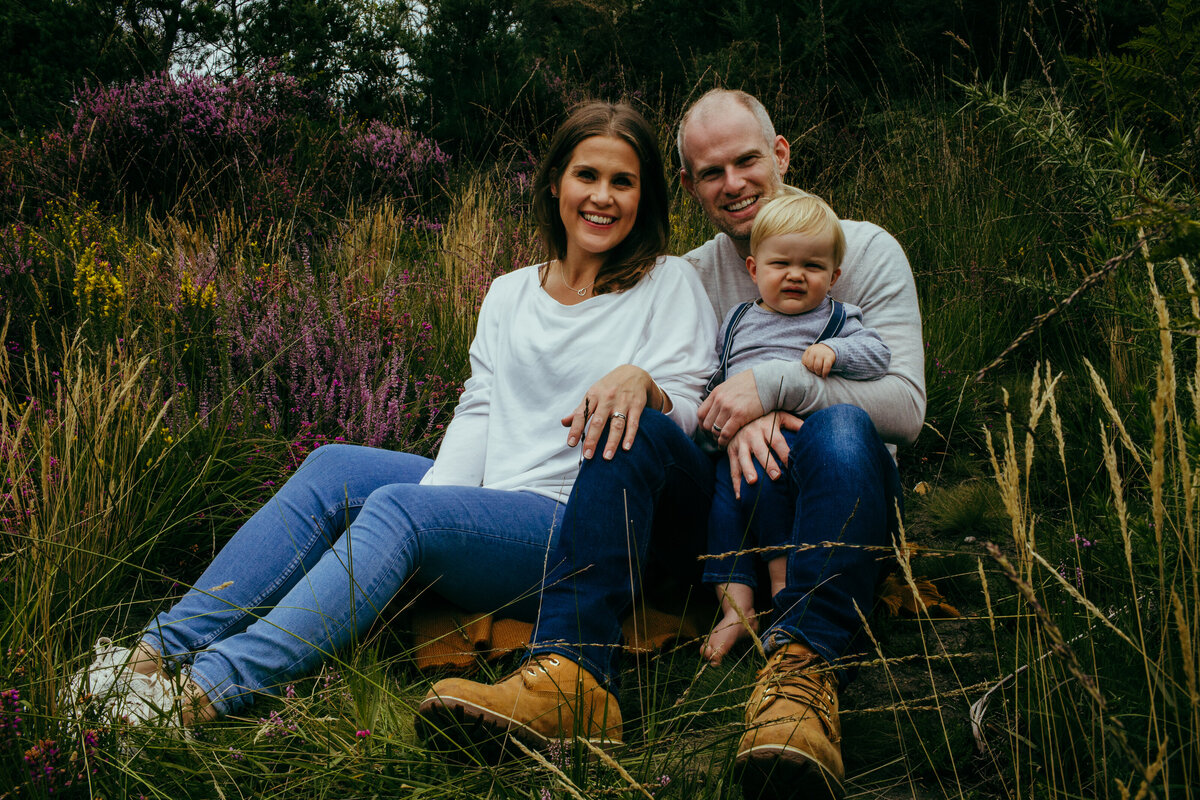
[1,201,469,458]
[343,119,452,204]
[182,250,460,452]
[52,69,313,214]
[4,69,450,241]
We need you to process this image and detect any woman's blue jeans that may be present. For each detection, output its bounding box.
[531,405,899,694]
[141,444,565,716]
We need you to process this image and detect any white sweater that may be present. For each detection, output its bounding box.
[684,221,926,447]
[420,257,718,503]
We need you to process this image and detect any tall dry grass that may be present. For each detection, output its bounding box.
[974,254,1200,798]
[0,322,171,707]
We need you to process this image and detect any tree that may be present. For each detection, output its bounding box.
[0,0,225,131]
[404,0,539,155]
[194,0,410,117]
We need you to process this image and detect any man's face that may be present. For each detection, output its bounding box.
[680,105,790,243]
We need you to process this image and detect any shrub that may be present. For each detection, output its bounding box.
[62,69,312,214]
[5,69,450,241]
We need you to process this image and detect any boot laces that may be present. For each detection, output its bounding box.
[524,655,561,679]
[761,650,837,733]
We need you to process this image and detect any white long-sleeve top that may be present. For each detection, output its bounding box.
[420,256,718,503]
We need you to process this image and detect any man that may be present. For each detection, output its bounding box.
[417,90,925,800]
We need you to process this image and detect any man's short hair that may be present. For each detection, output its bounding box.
[750,188,846,267]
[676,89,777,174]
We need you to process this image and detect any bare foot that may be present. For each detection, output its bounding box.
[767,556,788,599]
[702,609,760,667]
[180,678,216,725]
[128,641,165,678]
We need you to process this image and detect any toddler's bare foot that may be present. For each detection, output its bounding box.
[128,641,165,678]
[180,676,216,725]
[702,609,760,667]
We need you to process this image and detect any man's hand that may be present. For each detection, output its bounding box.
[801,343,837,377]
[562,364,663,460]
[698,369,765,446]
[727,411,803,499]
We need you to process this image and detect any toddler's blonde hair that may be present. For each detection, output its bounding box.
[749,188,846,267]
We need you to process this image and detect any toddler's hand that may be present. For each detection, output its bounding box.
[802,343,836,377]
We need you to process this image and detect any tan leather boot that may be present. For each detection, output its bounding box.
[736,642,844,800]
[416,654,622,758]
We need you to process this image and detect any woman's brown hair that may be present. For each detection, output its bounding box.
[533,101,670,294]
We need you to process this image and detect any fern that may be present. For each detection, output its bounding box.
[1069,0,1200,186]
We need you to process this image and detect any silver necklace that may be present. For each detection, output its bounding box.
[558,261,595,297]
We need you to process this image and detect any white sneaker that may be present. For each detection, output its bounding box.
[61,637,184,729]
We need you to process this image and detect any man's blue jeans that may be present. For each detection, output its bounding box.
[141,444,565,715]
[531,405,900,694]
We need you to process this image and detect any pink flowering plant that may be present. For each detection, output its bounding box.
[8,68,449,241]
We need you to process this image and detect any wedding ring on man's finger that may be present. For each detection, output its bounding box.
[612,412,628,421]
[712,423,723,434]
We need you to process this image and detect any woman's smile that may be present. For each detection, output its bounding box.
[555,135,641,272]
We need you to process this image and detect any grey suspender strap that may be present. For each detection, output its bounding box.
[814,299,846,344]
[705,299,845,396]
[705,301,755,394]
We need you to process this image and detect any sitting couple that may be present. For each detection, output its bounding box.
[68,90,924,800]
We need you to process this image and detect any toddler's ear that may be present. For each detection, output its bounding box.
[830,267,842,287]
[746,256,757,281]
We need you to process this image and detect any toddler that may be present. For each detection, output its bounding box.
[701,190,892,666]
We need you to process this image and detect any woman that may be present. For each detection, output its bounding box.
[64,101,717,726]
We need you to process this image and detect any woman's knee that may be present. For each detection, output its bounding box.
[300,443,343,464]
[292,444,431,500]
[576,409,681,477]
[359,482,420,531]
[616,408,687,459]
[338,484,423,575]
[293,445,361,490]
[280,445,366,508]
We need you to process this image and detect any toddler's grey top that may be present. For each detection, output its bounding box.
[684,218,925,447]
[717,296,890,384]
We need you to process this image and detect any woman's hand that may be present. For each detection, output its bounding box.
[561,365,667,460]
[726,411,803,499]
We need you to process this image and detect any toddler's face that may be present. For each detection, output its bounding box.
[746,232,840,315]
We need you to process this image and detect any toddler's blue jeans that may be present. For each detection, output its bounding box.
[702,427,802,588]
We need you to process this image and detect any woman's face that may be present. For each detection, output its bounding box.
[553,135,642,266]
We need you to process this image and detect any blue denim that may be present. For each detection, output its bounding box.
[530,410,715,691]
[141,444,565,715]
[531,404,899,695]
[759,405,901,684]
[702,430,800,588]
